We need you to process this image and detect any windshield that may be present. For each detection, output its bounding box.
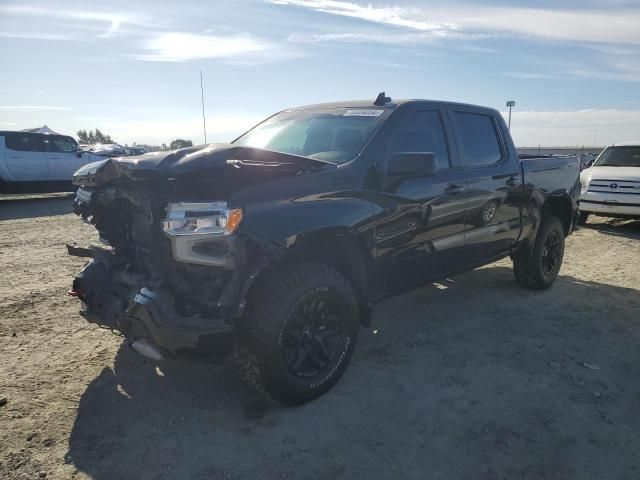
[233,108,389,164]
[594,146,640,167]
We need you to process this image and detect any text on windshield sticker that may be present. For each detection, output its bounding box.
[343,109,384,117]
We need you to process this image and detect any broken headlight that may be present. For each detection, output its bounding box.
[162,202,243,236]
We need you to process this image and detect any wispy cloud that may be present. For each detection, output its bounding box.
[566,68,640,82]
[271,1,640,46]
[0,3,296,65]
[353,58,429,71]
[502,72,557,80]
[504,109,640,146]
[459,7,640,46]
[0,32,77,41]
[454,44,497,54]
[288,30,494,45]
[268,0,458,32]
[136,32,273,62]
[0,4,146,38]
[0,106,71,111]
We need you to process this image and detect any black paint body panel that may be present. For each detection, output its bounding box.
[69,99,580,356]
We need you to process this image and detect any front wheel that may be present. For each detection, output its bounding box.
[513,215,565,290]
[239,263,359,405]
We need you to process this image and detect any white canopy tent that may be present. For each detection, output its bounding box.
[21,125,61,135]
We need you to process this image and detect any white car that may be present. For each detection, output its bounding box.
[0,131,103,193]
[579,141,640,223]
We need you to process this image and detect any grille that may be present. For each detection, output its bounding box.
[587,178,640,195]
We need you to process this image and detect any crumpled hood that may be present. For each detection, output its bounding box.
[72,143,333,187]
[581,165,640,186]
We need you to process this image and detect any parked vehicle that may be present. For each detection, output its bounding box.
[578,152,597,171]
[0,131,103,193]
[579,141,640,223]
[81,143,128,158]
[125,146,148,156]
[67,94,580,404]
[79,143,149,158]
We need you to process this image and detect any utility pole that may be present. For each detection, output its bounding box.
[200,70,207,144]
[506,100,516,130]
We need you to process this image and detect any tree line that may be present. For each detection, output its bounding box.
[77,128,193,151]
[77,129,113,145]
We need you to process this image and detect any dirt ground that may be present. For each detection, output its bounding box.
[1,194,639,480]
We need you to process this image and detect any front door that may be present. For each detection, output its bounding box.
[44,135,83,181]
[4,132,48,181]
[373,108,468,295]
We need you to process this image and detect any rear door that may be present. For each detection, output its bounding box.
[44,135,82,180]
[449,109,522,264]
[373,106,468,294]
[4,132,48,181]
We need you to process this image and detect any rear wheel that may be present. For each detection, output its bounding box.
[577,211,589,225]
[238,263,359,405]
[513,215,565,290]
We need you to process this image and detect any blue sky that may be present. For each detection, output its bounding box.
[1,0,639,146]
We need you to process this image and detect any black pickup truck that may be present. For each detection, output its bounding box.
[68,94,580,404]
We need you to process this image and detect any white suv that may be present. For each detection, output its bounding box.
[579,141,640,223]
[0,131,103,193]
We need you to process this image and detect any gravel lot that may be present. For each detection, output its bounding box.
[1,194,639,480]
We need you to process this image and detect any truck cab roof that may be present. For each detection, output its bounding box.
[289,99,501,116]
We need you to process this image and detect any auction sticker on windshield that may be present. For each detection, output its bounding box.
[343,109,384,117]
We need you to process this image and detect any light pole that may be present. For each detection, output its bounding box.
[506,100,516,130]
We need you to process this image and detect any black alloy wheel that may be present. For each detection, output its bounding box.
[282,294,345,378]
[541,230,562,276]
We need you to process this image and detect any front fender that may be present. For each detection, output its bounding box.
[240,193,375,247]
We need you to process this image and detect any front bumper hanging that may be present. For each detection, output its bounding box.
[68,245,235,359]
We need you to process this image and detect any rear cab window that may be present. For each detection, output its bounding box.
[451,112,503,167]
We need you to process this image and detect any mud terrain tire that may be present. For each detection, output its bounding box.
[240,263,359,405]
[513,215,565,290]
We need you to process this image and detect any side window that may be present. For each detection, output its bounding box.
[44,135,78,153]
[390,110,451,170]
[452,112,502,167]
[5,133,44,152]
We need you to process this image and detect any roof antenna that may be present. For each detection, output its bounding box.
[200,70,207,144]
[374,91,391,106]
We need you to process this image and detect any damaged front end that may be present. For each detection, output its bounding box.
[67,144,324,359]
[69,189,244,359]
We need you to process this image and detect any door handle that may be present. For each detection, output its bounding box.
[505,176,520,187]
[445,184,465,195]
[493,173,520,187]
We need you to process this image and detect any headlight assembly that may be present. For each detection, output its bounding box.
[162,202,243,236]
[161,202,243,266]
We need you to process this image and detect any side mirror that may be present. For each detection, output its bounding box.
[388,152,438,176]
[75,149,83,158]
